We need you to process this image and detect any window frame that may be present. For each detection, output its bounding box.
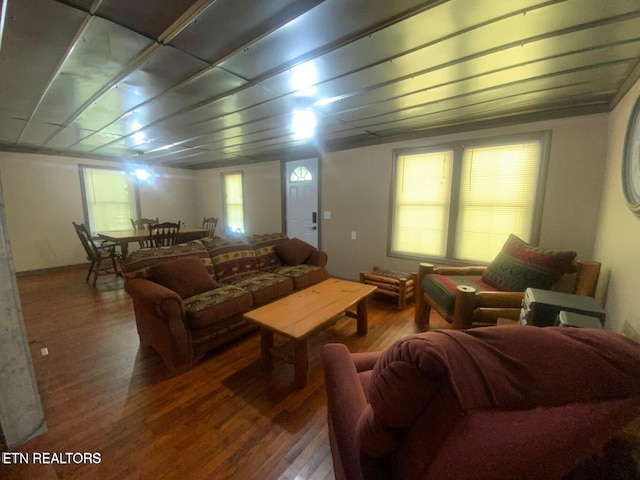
[221,170,246,234]
[388,131,551,265]
[78,164,141,234]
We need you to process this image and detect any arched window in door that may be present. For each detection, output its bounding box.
[290,166,312,182]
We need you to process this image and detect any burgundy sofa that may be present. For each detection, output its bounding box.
[322,326,640,480]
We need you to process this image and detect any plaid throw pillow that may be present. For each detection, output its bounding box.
[481,234,576,292]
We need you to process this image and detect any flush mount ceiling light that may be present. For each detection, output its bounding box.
[292,108,317,140]
[291,62,318,97]
[290,62,321,140]
[134,168,150,181]
[126,165,156,183]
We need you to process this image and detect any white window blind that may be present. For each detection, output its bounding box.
[83,168,136,232]
[389,133,547,263]
[455,141,541,262]
[391,150,453,257]
[223,172,245,233]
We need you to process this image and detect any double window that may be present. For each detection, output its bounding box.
[390,133,549,263]
[222,172,245,234]
[79,165,140,233]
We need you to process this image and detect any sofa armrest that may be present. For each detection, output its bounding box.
[306,249,328,268]
[124,278,192,371]
[322,343,373,480]
[434,265,487,275]
[475,291,525,308]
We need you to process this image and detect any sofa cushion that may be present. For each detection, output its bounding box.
[183,284,253,330]
[267,264,329,290]
[122,240,212,279]
[481,234,576,292]
[422,274,498,313]
[248,233,289,269]
[203,236,260,283]
[225,271,293,306]
[150,256,218,299]
[274,237,316,266]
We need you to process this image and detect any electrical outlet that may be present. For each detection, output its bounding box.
[40,347,49,356]
[351,231,357,240]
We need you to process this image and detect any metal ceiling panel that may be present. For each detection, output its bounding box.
[93,67,252,143]
[46,124,98,152]
[1,0,639,168]
[356,74,623,133]
[256,0,551,96]
[0,0,87,137]
[302,18,640,112]
[58,45,210,137]
[131,85,286,147]
[19,14,154,146]
[217,0,438,80]
[170,0,327,63]
[329,49,638,123]
[0,112,26,145]
[92,0,202,39]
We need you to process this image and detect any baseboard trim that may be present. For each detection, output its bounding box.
[16,263,88,278]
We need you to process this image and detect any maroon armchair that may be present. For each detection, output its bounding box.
[322,326,640,480]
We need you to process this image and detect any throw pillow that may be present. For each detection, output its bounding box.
[274,237,316,266]
[481,234,576,292]
[150,256,218,299]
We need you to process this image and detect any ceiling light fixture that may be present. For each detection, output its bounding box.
[292,108,317,140]
[291,62,318,96]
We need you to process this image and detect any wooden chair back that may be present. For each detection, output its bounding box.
[131,217,158,230]
[72,221,120,284]
[149,221,181,247]
[202,216,218,236]
[131,218,158,248]
[72,221,100,260]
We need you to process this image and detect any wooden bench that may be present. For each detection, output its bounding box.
[360,267,416,310]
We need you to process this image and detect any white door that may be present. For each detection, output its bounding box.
[285,158,319,248]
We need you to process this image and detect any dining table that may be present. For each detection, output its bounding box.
[97,227,210,258]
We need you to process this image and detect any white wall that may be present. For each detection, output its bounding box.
[593,77,640,335]
[192,160,283,235]
[0,153,197,272]
[320,114,609,281]
[138,169,199,229]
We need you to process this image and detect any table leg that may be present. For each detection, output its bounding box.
[356,296,369,336]
[293,338,309,389]
[119,241,129,259]
[261,329,274,371]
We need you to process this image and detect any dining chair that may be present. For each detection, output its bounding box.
[202,216,218,236]
[131,217,158,248]
[149,221,181,247]
[131,217,159,230]
[72,222,121,285]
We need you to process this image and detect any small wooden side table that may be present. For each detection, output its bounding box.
[360,267,416,310]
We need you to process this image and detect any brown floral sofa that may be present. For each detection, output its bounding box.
[123,233,329,373]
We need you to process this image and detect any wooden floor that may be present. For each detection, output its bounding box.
[5,266,449,480]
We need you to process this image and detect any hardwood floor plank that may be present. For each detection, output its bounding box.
[5,266,449,479]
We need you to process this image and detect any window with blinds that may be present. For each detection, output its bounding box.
[391,149,453,257]
[222,172,245,233]
[390,133,547,263]
[80,166,138,232]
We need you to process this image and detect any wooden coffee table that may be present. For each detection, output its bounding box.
[244,278,377,388]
